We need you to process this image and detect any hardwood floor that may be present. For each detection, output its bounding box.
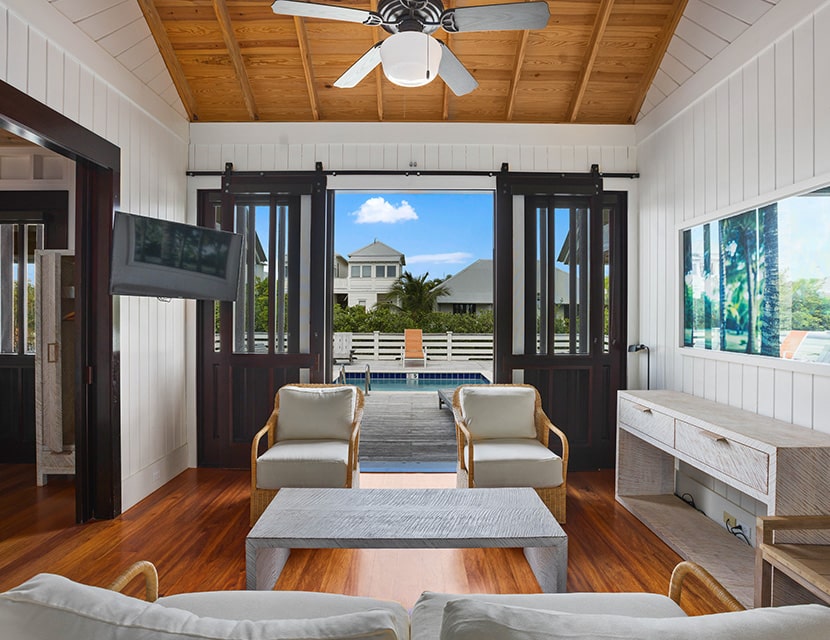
[0,465,724,614]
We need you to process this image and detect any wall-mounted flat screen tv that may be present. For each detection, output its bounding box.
[110,211,244,301]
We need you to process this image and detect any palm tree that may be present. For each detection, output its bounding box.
[380,270,451,324]
[760,204,780,357]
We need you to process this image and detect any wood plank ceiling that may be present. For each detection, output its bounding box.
[134,0,691,124]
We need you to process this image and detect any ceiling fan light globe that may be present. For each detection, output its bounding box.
[380,32,442,87]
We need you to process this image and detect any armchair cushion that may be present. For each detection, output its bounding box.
[158,591,410,640]
[0,573,400,640]
[459,386,536,440]
[439,598,830,640]
[411,591,687,640]
[257,440,351,489]
[277,385,356,441]
[463,439,563,488]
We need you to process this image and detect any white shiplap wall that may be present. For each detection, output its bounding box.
[1,0,191,510]
[636,0,830,537]
[189,122,638,174]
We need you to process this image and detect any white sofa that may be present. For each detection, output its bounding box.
[2,561,829,640]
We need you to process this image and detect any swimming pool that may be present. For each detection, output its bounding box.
[344,372,489,392]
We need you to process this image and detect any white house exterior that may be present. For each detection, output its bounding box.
[333,240,404,308]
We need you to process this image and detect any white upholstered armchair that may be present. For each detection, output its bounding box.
[452,383,569,522]
[250,383,364,525]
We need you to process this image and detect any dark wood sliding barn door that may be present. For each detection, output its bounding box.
[197,171,330,468]
[494,169,627,470]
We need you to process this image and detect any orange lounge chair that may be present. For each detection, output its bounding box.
[401,329,427,367]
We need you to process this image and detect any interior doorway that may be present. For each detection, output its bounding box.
[0,191,70,465]
[0,78,121,522]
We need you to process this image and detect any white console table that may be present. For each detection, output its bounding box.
[616,389,830,607]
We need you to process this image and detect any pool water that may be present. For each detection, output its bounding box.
[344,372,489,392]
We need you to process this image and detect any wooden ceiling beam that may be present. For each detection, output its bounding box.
[626,0,689,124]
[566,0,615,122]
[136,0,198,121]
[293,17,321,121]
[505,29,529,121]
[213,0,259,121]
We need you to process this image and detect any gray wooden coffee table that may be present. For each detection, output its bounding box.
[246,487,567,592]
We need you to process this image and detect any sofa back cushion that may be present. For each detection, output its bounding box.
[439,598,830,640]
[0,573,400,640]
[277,385,357,441]
[459,386,536,440]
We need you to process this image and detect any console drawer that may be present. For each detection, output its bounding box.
[619,398,674,446]
[675,420,769,493]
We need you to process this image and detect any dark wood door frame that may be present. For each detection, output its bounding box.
[0,79,121,522]
[494,167,628,470]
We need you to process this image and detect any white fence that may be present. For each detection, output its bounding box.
[350,332,493,361]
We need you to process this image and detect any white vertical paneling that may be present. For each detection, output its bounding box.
[792,18,814,183]
[715,83,730,209]
[106,81,118,144]
[260,144,277,171]
[773,368,793,422]
[742,364,758,413]
[791,372,813,428]
[78,65,94,131]
[7,12,28,90]
[693,357,706,396]
[716,361,730,404]
[757,47,776,194]
[774,33,794,188]
[573,146,588,172]
[728,363,743,408]
[757,367,775,417]
[704,96,717,213]
[63,56,80,123]
[560,146,575,171]
[728,73,743,204]
[742,59,759,200]
[45,41,63,112]
[27,28,47,103]
[247,144,262,171]
[703,358,717,400]
[815,5,830,175]
[814,375,830,434]
[693,102,706,216]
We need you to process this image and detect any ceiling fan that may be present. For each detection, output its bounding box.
[271,0,550,96]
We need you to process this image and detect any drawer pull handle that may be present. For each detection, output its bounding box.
[633,404,652,414]
[699,429,727,443]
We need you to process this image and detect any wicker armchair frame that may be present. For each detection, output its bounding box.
[249,384,364,526]
[452,383,569,523]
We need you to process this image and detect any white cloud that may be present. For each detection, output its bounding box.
[352,197,418,224]
[407,252,472,265]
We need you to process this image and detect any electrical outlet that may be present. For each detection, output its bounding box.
[737,522,754,545]
[723,511,737,528]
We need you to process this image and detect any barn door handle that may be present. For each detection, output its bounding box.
[47,342,59,363]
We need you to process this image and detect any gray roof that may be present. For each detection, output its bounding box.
[440,258,571,304]
[439,259,493,304]
[349,240,405,264]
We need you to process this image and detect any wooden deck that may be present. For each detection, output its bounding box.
[359,391,456,471]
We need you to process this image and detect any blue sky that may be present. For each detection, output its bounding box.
[334,191,494,279]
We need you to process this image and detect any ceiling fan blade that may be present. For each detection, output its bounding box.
[441,1,550,33]
[333,43,383,88]
[437,42,478,96]
[271,0,381,26]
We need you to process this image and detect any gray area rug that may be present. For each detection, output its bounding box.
[358,391,457,472]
